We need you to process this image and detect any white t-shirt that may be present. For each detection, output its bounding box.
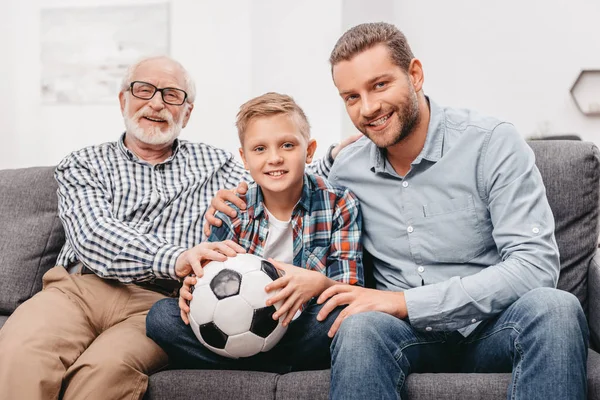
[263,207,294,264]
[263,207,301,321]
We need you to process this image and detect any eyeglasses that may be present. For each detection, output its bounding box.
[129,81,188,106]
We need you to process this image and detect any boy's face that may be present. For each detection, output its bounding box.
[240,114,316,199]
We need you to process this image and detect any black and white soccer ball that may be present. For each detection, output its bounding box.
[188,253,288,359]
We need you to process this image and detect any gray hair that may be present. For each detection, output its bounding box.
[120,55,196,104]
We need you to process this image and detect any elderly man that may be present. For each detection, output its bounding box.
[0,56,347,400]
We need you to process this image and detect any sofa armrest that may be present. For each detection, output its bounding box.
[589,251,600,351]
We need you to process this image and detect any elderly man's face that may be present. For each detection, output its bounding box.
[119,59,193,146]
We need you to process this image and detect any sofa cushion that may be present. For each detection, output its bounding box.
[147,350,600,400]
[145,369,278,400]
[0,167,65,314]
[274,371,506,399]
[528,141,600,312]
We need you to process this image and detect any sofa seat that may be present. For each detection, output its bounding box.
[146,349,600,400]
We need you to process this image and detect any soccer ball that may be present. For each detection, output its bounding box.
[187,253,288,359]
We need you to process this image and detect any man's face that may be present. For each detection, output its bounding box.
[239,114,316,199]
[119,59,193,146]
[332,44,420,149]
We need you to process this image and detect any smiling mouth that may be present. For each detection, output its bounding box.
[265,171,287,177]
[368,112,393,127]
[143,116,167,123]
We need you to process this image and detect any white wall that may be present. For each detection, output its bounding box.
[0,0,344,169]
[395,0,600,141]
[1,1,600,169]
[250,0,342,158]
[0,1,17,166]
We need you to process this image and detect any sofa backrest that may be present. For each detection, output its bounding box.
[0,167,65,314]
[0,140,598,317]
[529,140,600,314]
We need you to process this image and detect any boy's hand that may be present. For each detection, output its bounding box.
[203,182,249,237]
[174,240,246,278]
[179,275,197,325]
[264,258,330,327]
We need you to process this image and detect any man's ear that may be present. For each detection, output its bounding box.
[408,58,424,93]
[239,147,249,170]
[181,103,194,128]
[119,92,126,115]
[306,139,317,164]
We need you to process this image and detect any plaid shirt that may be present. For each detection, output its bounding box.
[55,133,333,283]
[208,173,364,286]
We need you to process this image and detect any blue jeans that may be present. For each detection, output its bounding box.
[330,287,589,400]
[146,297,342,373]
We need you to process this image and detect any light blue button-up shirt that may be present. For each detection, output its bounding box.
[328,99,559,335]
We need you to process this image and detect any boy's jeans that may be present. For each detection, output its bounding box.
[147,297,341,372]
[330,287,589,400]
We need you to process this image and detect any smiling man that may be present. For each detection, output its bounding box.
[314,23,589,399]
[0,56,347,400]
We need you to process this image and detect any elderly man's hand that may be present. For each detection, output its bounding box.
[174,240,246,278]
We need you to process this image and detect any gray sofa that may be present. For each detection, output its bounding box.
[1,140,600,399]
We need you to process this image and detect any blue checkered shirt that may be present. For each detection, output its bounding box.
[208,173,364,286]
[54,133,334,282]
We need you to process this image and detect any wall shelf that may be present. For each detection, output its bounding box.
[570,69,600,116]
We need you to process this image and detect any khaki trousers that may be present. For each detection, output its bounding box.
[0,266,168,400]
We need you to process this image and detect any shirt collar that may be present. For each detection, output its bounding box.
[118,132,182,164]
[369,96,445,173]
[247,173,313,219]
[417,97,444,163]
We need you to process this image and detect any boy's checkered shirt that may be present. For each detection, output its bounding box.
[208,173,364,286]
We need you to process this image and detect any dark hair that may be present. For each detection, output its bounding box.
[330,22,414,71]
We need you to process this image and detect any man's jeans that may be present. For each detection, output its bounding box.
[331,287,589,400]
[147,297,342,373]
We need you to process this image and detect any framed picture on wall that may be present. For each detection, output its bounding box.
[40,3,170,104]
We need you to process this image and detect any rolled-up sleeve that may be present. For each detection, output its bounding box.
[404,123,559,332]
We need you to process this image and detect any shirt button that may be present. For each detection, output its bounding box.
[402,181,409,188]
[471,318,477,323]
[425,327,432,332]
[407,226,414,233]
[532,227,540,234]
[417,266,425,273]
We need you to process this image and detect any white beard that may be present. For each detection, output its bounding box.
[123,104,185,146]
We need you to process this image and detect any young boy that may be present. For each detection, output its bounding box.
[146,92,364,372]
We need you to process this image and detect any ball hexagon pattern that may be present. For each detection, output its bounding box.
[188,254,288,359]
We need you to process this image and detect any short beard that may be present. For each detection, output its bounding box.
[123,104,185,146]
[385,89,420,148]
[359,87,421,150]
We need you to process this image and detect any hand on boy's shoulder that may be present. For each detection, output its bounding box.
[331,133,364,160]
[203,182,249,236]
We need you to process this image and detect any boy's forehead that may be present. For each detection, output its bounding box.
[246,114,302,134]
